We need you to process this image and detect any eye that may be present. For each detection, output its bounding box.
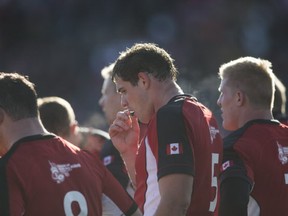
[117,88,126,95]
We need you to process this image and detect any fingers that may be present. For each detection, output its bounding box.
[109,110,132,137]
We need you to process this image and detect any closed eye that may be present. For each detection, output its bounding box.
[117,87,126,95]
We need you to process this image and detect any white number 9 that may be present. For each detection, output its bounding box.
[64,191,88,216]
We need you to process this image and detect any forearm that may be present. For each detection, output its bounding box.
[121,151,137,187]
[154,201,188,216]
[131,208,143,216]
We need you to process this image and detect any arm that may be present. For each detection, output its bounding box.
[120,150,137,187]
[101,141,130,189]
[219,177,251,216]
[109,110,140,187]
[153,174,193,216]
[103,161,142,216]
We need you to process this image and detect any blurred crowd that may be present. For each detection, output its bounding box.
[0,0,287,128]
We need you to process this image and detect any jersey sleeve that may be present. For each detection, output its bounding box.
[220,135,254,187]
[156,103,194,180]
[219,140,253,216]
[101,159,138,216]
[100,140,130,189]
[0,153,25,215]
[219,177,250,216]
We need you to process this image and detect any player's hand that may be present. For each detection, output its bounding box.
[109,110,139,155]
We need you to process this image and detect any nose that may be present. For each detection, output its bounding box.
[98,96,104,107]
[217,96,221,107]
[121,95,128,108]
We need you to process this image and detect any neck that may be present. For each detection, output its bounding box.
[153,81,184,111]
[1,117,49,155]
[238,108,274,128]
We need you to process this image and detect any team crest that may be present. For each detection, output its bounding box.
[209,126,219,143]
[277,142,288,165]
[49,161,81,184]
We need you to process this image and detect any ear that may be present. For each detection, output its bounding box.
[137,72,150,89]
[70,122,78,135]
[235,90,245,106]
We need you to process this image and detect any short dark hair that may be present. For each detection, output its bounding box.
[112,43,178,86]
[38,96,76,137]
[0,72,38,120]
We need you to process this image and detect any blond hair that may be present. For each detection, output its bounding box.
[219,56,275,110]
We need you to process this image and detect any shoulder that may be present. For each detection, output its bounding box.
[156,96,188,130]
[223,119,282,150]
[157,94,200,118]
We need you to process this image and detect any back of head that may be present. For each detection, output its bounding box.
[273,74,287,120]
[38,96,76,137]
[101,63,115,80]
[112,43,178,85]
[218,56,275,110]
[79,127,110,154]
[0,72,38,120]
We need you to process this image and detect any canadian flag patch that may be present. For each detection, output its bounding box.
[166,143,183,155]
[221,160,234,171]
[103,155,114,166]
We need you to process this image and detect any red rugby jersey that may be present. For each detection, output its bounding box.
[220,120,288,216]
[0,134,137,216]
[134,95,223,215]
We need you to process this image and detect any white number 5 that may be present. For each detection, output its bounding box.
[64,191,88,216]
[209,153,219,212]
